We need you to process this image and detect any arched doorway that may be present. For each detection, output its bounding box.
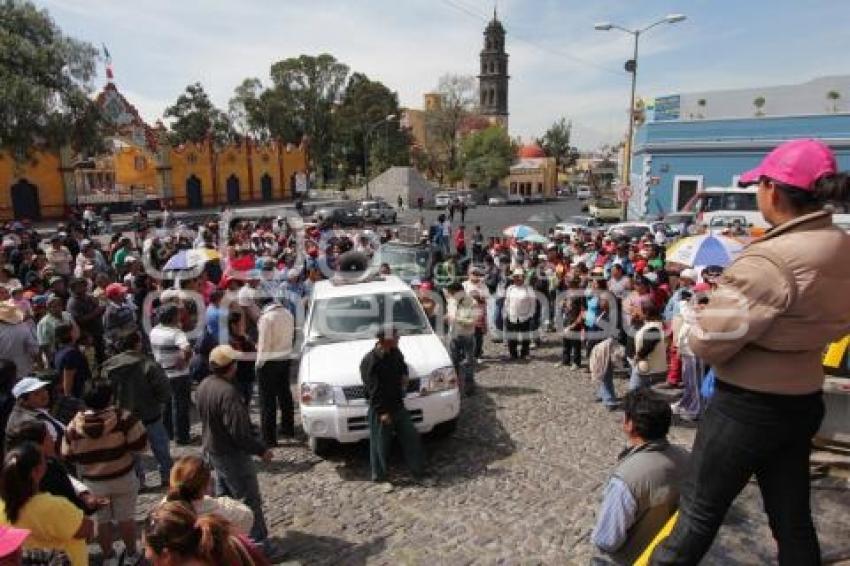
[260,174,273,201]
[226,174,240,204]
[10,179,41,221]
[186,175,203,209]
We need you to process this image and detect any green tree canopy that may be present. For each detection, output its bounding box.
[0,0,104,156]
[418,74,477,183]
[461,125,514,189]
[537,117,579,171]
[164,82,234,145]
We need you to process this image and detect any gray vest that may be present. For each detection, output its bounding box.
[609,439,689,565]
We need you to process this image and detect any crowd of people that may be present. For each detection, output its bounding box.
[0,138,845,565]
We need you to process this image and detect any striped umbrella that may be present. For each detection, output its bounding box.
[666,234,744,267]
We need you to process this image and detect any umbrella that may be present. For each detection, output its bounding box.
[162,249,218,271]
[502,224,539,239]
[521,233,548,244]
[527,211,562,224]
[666,235,744,267]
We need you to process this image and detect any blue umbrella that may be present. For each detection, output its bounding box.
[502,224,539,239]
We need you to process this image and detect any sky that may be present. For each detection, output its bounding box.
[39,0,850,150]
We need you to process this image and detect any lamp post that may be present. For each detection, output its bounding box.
[594,14,686,220]
[363,114,397,200]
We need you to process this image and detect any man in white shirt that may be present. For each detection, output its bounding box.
[255,300,295,446]
[150,304,193,445]
[462,266,490,363]
[503,268,536,360]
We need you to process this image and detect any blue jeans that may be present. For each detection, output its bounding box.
[209,452,268,543]
[146,418,173,480]
[597,365,617,407]
[450,334,476,390]
[163,374,192,444]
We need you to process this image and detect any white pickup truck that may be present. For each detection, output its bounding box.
[298,275,460,456]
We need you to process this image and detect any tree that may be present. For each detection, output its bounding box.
[0,0,105,156]
[538,118,579,172]
[332,72,410,180]
[228,78,266,138]
[460,125,514,189]
[420,74,477,183]
[164,82,234,145]
[827,90,841,113]
[753,96,766,117]
[267,54,349,180]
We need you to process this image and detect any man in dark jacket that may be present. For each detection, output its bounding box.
[359,327,425,482]
[101,331,172,486]
[197,345,282,559]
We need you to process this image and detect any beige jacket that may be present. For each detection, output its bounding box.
[690,210,850,394]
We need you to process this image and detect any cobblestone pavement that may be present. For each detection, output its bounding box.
[135,336,850,565]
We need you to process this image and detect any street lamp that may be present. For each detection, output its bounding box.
[594,13,686,220]
[364,114,397,200]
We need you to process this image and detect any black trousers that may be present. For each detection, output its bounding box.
[505,319,530,358]
[561,337,582,365]
[651,380,825,566]
[257,360,294,445]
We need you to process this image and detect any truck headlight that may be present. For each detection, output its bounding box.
[300,382,335,406]
[421,367,458,394]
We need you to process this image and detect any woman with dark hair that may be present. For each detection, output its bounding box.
[164,455,253,535]
[0,443,93,565]
[227,311,256,407]
[652,140,850,565]
[143,500,268,566]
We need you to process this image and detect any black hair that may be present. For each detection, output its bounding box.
[54,322,74,345]
[158,304,180,325]
[768,172,850,213]
[0,442,43,522]
[622,389,672,441]
[6,420,47,451]
[119,331,142,352]
[0,359,16,394]
[83,382,113,411]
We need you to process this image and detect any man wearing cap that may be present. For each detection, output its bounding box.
[102,283,137,355]
[150,304,193,445]
[36,296,76,368]
[5,377,65,455]
[197,345,278,555]
[359,327,425,482]
[503,268,536,360]
[67,277,106,366]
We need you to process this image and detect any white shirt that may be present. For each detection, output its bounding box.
[256,304,294,367]
[504,284,536,323]
[150,324,191,378]
[441,220,452,237]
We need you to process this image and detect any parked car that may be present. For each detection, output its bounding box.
[526,193,545,203]
[576,185,592,200]
[298,275,461,456]
[313,205,365,227]
[434,192,452,208]
[506,193,526,205]
[661,212,697,237]
[358,200,397,224]
[371,241,432,284]
[606,221,665,241]
[488,196,507,206]
[554,216,602,239]
[588,197,623,222]
[457,191,478,208]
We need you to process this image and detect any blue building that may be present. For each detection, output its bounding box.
[631,114,850,217]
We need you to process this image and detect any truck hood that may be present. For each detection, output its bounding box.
[299,333,451,386]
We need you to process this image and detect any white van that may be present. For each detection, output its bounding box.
[298,275,460,456]
[434,192,452,208]
[680,186,768,231]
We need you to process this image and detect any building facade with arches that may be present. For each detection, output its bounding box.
[0,82,308,221]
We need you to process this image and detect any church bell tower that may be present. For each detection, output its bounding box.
[478,8,509,127]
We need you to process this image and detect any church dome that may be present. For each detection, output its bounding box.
[518,143,546,159]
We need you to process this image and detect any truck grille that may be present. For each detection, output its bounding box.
[342,378,421,401]
[347,408,423,432]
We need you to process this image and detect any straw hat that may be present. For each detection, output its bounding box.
[0,304,23,325]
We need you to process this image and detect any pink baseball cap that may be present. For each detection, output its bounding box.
[738,139,836,192]
[0,525,29,556]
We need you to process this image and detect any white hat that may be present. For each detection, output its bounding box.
[679,268,698,281]
[511,268,525,277]
[545,242,557,250]
[12,377,50,399]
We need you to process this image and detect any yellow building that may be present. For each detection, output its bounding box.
[507,143,557,199]
[0,82,307,220]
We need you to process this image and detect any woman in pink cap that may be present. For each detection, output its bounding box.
[652,139,850,565]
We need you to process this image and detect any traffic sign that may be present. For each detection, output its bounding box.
[616,185,633,203]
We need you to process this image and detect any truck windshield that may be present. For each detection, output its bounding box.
[308,292,430,343]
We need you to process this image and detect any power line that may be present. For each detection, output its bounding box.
[438,0,622,76]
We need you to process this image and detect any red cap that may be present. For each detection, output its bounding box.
[105,283,127,301]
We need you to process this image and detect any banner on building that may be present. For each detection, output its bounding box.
[654,95,681,121]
